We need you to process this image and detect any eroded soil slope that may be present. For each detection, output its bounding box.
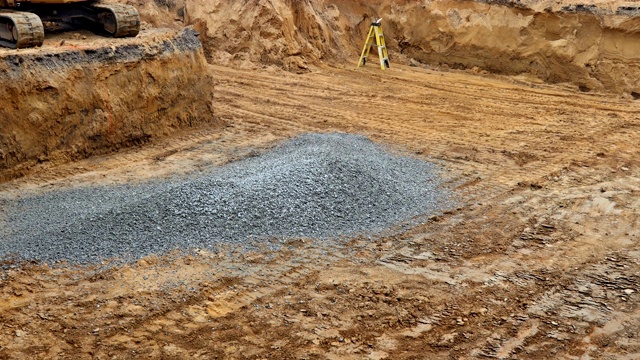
[0,28,217,181]
[0,64,638,359]
[150,0,640,93]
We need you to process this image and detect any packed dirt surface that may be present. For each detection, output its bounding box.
[1,63,639,359]
[1,0,640,359]
[0,27,216,181]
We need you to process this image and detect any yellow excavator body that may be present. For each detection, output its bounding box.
[0,0,140,48]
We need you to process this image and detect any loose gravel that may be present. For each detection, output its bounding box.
[0,133,454,264]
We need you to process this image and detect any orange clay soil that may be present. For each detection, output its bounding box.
[0,63,638,359]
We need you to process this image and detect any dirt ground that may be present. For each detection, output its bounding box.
[0,62,638,359]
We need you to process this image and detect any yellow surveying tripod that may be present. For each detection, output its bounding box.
[357,18,390,70]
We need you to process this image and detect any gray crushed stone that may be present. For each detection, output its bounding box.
[0,133,454,264]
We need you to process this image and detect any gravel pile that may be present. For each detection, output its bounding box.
[0,133,453,264]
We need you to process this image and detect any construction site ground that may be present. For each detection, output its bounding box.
[1,63,639,359]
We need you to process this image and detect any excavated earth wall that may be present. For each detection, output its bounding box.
[382,0,640,94]
[179,0,640,93]
[0,28,217,180]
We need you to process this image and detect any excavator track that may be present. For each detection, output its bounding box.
[0,11,44,49]
[88,3,140,38]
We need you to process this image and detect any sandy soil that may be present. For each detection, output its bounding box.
[0,63,638,359]
[6,0,640,177]
[0,27,216,181]
[176,0,640,93]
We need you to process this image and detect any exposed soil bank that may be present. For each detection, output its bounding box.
[0,28,217,181]
[179,0,640,93]
[385,0,640,94]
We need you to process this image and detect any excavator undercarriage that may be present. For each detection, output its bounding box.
[0,1,140,48]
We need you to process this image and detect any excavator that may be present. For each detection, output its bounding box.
[0,0,140,49]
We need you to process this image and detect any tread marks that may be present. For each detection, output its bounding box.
[0,11,44,49]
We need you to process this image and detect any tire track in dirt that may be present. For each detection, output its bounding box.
[2,64,640,359]
[82,63,632,210]
[90,245,353,356]
[212,65,637,209]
